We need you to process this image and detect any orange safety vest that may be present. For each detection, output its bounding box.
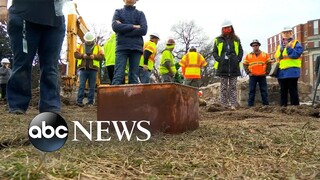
[179,52,207,79]
[243,52,270,76]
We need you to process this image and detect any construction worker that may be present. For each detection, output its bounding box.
[0,58,11,101]
[275,26,303,106]
[159,39,176,82]
[103,33,116,84]
[111,0,148,85]
[179,46,207,88]
[75,32,104,107]
[213,19,243,110]
[243,39,272,107]
[139,33,160,83]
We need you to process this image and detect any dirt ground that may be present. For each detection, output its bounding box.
[0,95,320,179]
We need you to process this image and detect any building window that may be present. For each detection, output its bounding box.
[314,20,319,35]
[278,34,281,41]
[315,41,319,48]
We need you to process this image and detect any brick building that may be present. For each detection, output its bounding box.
[267,19,320,87]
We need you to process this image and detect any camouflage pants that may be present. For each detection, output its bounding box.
[220,76,238,107]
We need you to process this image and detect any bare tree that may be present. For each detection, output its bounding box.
[87,23,110,46]
[169,20,216,86]
[171,20,209,59]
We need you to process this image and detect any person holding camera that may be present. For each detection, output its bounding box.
[75,32,104,107]
[213,19,243,110]
[275,26,303,106]
[0,58,11,101]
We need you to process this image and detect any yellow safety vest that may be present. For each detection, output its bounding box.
[213,39,239,69]
[103,33,116,66]
[275,39,301,69]
[179,52,207,79]
[77,44,101,70]
[159,49,176,75]
[139,40,157,70]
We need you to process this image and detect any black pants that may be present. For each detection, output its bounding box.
[278,78,299,106]
[108,65,125,84]
[107,65,115,83]
[0,84,7,99]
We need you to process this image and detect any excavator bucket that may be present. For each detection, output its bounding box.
[97,83,199,134]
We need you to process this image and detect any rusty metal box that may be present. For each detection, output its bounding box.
[97,83,199,134]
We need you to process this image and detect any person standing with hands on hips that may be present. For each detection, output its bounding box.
[0,0,66,114]
[275,26,303,106]
[111,0,148,85]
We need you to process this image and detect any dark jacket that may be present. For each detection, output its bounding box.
[112,5,148,53]
[0,66,12,84]
[213,35,243,77]
[9,0,64,27]
[314,56,320,85]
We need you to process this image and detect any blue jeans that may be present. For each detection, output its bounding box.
[77,69,97,104]
[248,76,269,106]
[112,50,142,85]
[139,67,152,83]
[7,14,65,113]
[161,74,174,82]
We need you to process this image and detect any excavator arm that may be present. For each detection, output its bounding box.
[62,3,89,97]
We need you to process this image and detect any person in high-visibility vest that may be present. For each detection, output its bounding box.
[179,46,207,88]
[243,39,272,107]
[139,33,160,83]
[212,19,243,110]
[103,33,116,84]
[75,32,104,107]
[275,26,303,106]
[159,39,176,82]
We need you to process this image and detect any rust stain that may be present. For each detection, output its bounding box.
[97,83,199,134]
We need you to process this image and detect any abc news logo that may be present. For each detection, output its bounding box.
[28,112,151,152]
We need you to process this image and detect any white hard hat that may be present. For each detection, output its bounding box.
[1,58,10,64]
[221,19,233,28]
[282,26,293,32]
[150,32,160,39]
[84,32,96,42]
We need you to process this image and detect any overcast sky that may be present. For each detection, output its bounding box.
[65,0,318,52]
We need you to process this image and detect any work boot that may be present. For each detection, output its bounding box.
[76,103,84,107]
